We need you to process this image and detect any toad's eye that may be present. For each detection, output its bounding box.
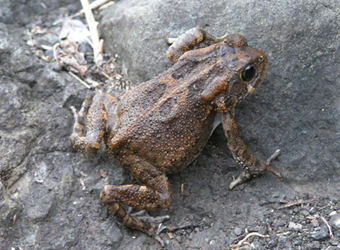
[240,65,256,82]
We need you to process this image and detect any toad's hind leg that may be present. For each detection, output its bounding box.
[100,158,172,243]
[69,93,117,153]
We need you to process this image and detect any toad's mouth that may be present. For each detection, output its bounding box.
[247,84,256,96]
[244,74,263,99]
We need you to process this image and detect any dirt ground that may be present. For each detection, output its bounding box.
[1,1,339,250]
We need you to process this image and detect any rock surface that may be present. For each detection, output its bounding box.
[1,0,339,249]
[101,0,340,191]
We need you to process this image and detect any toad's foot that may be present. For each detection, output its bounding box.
[134,215,170,247]
[156,221,203,235]
[136,214,170,225]
[153,220,203,247]
[229,149,282,190]
[129,212,202,245]
[70,92,93,128]
[132,213,201,246]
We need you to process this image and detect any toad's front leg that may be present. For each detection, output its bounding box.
[100,157,172,246]
[69,93,117,153]
[166,27,227,63]
[222,111,282,189]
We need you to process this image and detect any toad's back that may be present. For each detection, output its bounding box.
[104,35,267,173]
[106,64,218,173]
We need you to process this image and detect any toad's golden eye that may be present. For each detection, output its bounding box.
[240,65,256,82]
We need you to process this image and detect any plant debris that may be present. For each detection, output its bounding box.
[25,0,130,91]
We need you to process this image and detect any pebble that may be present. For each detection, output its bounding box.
[248,226,265,234]
[293,239,302,246]
[233,227,242,236]
[251,241,262,248]
[268,239,277,248]
[308,240,321,249]
[311,218,319,227]
[288,221,303,230]
[300,209,310,216]
[312,225,330,241]
[239,245,253,250]
[309,207,317,214]
[186,233,194,240]
[329,211,338,216]
[276,220,286,227]
[330,214,340,229]
[330,239,339,246]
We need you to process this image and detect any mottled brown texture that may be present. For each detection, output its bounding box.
[69,28,277,240]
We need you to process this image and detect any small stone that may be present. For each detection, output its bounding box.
[309,207,317,214]
[278,235,287,243]
[100,169,108,178]
[278,222,286,228]
[74,212,84,224]
[300,209,310,216]
[251,241,262,248]
[248,226,265,234]
[234,227,242,236]
[239,245,253,250]
[329,214,340,229]
[311,218,319,227]
[293,239,302,246]
[268,240,277,248]
[271,191,281,199]
[329,211,337,216]
[175,235,182,243]
[288,221,303,230]
[269,233,278,240]
[329,239,339,246]
[312,225,330,241]
[186,233,194,240]
[308,240,321,249]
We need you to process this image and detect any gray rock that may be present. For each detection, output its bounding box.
[1,0,81,25]
[308,241,321,249]
[330,214,340,229]
[233,227,242,236]
[101,0,340,192]
[312,225,330,241]
[0,14,125,250]
[288,221,303,231]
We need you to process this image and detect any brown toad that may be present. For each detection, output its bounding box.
[70,28,280,243]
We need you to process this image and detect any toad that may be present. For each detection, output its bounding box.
[70,28,281,244]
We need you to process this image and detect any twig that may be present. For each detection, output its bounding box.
[320,215,333,238]
[79,0,112,14]
[79,178,86,190]
[80,0,103,65]
[56,0,114,22]
[276,231,291,236]
[229,232,269,250]
[69,72,91,89]
[278,199,317,210]
[265,149,281,165]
